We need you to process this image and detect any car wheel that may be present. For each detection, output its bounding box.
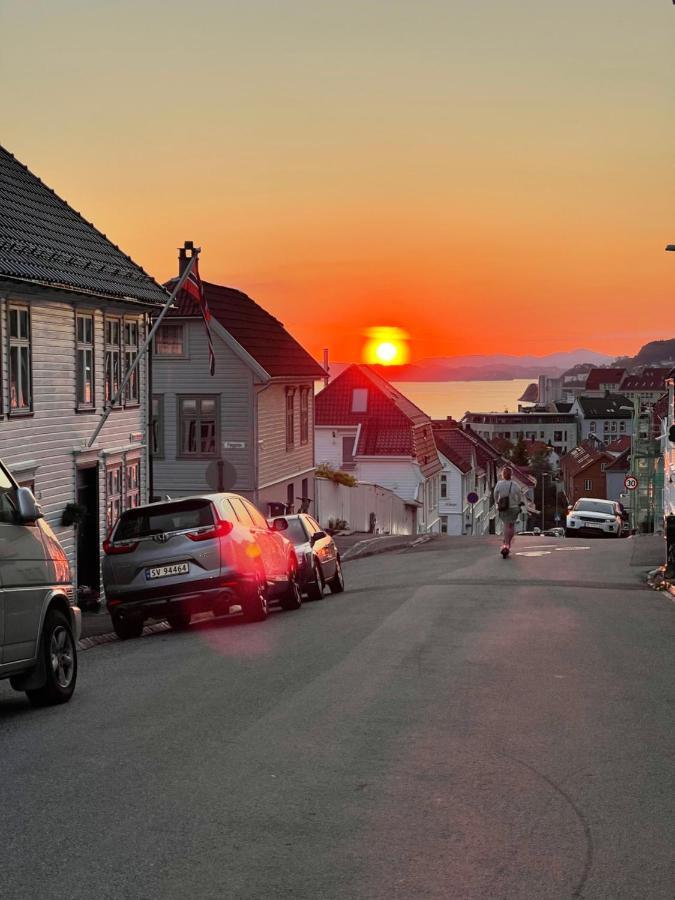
[166,609,192,631]
[243,574,269,622]
[565,528,573,538]
[280,565,302,611]
[305,561,324,601]
[25,610,78,707]
[111,612,144,641]
[327,558,345,594]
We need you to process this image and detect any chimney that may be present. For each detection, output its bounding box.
[323,348,330,388]
[178,240,195,276]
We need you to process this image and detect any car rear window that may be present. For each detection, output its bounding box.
[115,499,215,539]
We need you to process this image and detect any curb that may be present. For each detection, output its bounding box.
[341,534,435,561]
[646,566,675,600]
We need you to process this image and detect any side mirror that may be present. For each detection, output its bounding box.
[16,487,43,524]
[310,530,327,545]
[567,505,573,512]
[272,517,288,532]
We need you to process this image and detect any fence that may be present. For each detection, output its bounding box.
[314,478,415,534]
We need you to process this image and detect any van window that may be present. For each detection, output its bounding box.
[0,464,17,523]
[115,499,214,539]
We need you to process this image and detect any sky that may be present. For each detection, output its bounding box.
[2,1,674,364]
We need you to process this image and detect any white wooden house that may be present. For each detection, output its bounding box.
[0,145,167,599]
[151,244,326,514]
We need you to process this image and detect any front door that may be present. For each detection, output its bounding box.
[77,465,100,598]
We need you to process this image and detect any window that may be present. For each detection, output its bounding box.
[285,388,295,450]
[351,388,368,412]
[600,462,607,472]
[76,313,95,408]
[124,319,140,404]
[610,421,618,433]
[155,322,184,356]
[440,474,447,499]
[125,459,140,509]
[300,387,309,445]
[106,463,123,530]
[104,317,121,406]
[342,436,355,468]
[619,421,626,433]
[603,421,610,433]
[9,305,32,412]
[151,395,164,457]
[441,516,448,534]
[584,478,592,491]
[589,421,596,433]
[178,396,218,456]
[554,430,563,442]
[286,482,295,512]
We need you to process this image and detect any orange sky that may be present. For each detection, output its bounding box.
[2,1,674,363]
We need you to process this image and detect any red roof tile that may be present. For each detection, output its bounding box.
[165,279,325,378]
[561,444,609,478]
[619,368,672,392]
[584,368,626,391]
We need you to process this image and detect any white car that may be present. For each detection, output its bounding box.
[565,498,624,538]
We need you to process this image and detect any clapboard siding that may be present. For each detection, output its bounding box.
[257,381,315,488]
[0,292,150,580]
[152,321,255,498]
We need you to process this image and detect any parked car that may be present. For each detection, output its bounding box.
[0,458,80,706]
[102,493,301,639]
[565,498,624,538]
[269,514,344,600]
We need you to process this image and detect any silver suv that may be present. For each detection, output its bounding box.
[102,493,302,639]
[0,459,80,706]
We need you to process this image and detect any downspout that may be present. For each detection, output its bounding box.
[147,312,154,502]
[254,379,274,507]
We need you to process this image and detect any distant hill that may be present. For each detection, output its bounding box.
[613,339,675,368]
[328,349,613,382]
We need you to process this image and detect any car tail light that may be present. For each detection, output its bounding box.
[186,519,233,542]
[103,539,138,555]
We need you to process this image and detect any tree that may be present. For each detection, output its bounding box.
[511,437,529,466]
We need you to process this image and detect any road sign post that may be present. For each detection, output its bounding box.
[467,491,479,535]
[624,475,639,492]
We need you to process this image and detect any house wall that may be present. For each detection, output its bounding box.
[606,469,628,503]
[663,383,675,519]
[0,292,149,587]
[152,320,255,499]
[315,426,358,470]
[566,460,607,505]
[577,415,633,441]
[438,457,465,535]
[467,418,577,454]
[314,478,414,534]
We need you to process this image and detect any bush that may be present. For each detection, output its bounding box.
[315,462,357,487]
[327,518,349,532]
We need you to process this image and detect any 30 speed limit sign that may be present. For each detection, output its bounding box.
[624,475,639,491]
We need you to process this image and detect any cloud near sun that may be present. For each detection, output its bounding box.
[362,326,410,366]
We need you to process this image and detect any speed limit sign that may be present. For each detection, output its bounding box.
[624,475,639,491]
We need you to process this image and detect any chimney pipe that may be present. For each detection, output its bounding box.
[323,348,329,387]
[178,240,195,276]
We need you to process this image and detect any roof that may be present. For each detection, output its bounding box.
[554,401,573,413]
[575,394,634,418]
[619,368,672,392]
[316,365,441,476]
[605,447,630,471]
[0,146,167,305]
[561,444,610,478]
[518,383,539,403]
[604,435,631,455]
[432,422,474,474]
[653,392,670,422]
[166,279,325,378]
[584,368,626,391]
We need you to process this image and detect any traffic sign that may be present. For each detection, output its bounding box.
[467,491,479,504]
[554,513,561,523]
[624,475,639,491]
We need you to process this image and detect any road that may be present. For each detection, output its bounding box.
[1,535,673,900]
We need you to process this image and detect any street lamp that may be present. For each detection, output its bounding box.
[541,472,552,530]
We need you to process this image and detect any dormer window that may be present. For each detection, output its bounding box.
[352,388,368,412]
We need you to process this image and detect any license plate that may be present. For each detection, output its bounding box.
[588,523,603,529]
[145,562,189,580]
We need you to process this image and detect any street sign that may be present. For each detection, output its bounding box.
[467,491,479,504]
[554,513,561,523]
[624,475,639,491]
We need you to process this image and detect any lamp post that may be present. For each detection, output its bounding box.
[541,473,550,530]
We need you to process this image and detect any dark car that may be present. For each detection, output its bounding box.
[270,514,344,600]
[102,493,302,639]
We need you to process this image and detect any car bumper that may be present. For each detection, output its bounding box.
[70,606,82,641]
[566,522,620,536]
[105,576,243,618]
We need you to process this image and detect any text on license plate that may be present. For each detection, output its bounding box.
[146,562,189,580]
[589,523,603,528]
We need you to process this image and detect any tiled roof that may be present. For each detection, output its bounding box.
[555,401,573,413]
[316,365,441,476]
[653,392,669,422]
[432,422,474,474]
[519,383,539,403]
[584,368,626,391]
[604,435,631,455]
[605,448,630,471]
[0,146,167,305]
[575,394,634,418]
[561,444,609,478]
[166,279,325,378]
[619,368,672,392]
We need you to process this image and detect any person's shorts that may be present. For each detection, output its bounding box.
[499,508,520,524]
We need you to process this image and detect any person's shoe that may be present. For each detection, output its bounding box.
[500,546,508,558]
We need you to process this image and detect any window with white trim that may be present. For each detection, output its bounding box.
[125,459,140,509]
[106,463,123,530]
[300,387,309,445]
[440,474,447,499]
[151,395,164,457]
[584,478,592,491]
[9,305,32,412]
[124,319,140,404]
[76,313,95,408]
[104,317,121,405]
[286,388,295,450]
[178,396,218,457]
[155,323,184,356]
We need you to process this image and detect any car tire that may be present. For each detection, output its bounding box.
[166,609,192,631]
[243,574,269,622]
[327,558,345,594]
[25,609,77,707]
[565,528,574,538]
[111,612,144,641]
[280,565,302,611]
[305,561,324,601]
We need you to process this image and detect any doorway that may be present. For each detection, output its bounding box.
[76,465,100,599]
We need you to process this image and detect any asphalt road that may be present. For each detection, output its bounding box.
[1,535,673,900]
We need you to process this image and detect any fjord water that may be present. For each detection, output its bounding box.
[392,379,534,421]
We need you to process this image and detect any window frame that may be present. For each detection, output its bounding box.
[75,310,96,411]
[154,321,187,358]
[104,315,122,408]
[8,303,33,415]
[583,478,592,491]
[105,462,123,531]
[125,457,141,509]
[123,317,141,406]
[151,394,164,458]
[285,387,296,450]
[177,395,220,459]
[440,474,447,499]
[299,386,310,445]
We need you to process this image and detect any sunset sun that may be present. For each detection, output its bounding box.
[363,326,410,366]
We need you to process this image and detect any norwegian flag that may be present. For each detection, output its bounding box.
[181,256,215,376]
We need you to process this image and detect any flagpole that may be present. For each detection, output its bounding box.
[87,248,201,449]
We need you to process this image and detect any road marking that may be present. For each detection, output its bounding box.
[521,544,559,550]
[555,546,590,551]
[515,550,552,557]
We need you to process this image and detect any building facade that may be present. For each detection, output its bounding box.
[462,411,578,455]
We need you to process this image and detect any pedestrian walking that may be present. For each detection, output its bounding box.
[494,466,524,558]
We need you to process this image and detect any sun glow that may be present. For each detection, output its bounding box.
[362,326,410,366]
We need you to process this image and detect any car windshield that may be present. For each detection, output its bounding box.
[574,500,615,515]
[278,519,309,545]
[115,499,214,539]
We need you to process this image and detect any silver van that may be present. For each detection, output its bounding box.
[0,459,80,706]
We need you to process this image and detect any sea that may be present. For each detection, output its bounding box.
[392,379,534,421]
